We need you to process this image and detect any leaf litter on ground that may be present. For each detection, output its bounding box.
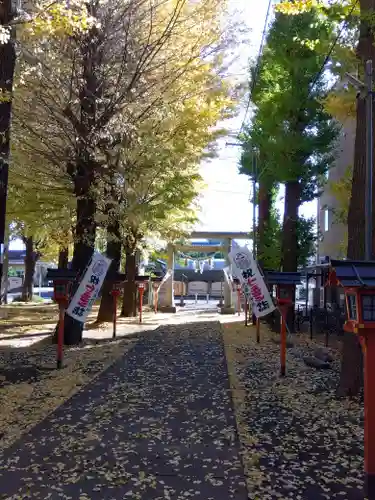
[0,336,136,450]
[222,322,364,500]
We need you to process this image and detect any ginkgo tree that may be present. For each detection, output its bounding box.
[94,60,237,321]
[277,0,373,405]
[11,0,240,342]
[241,9,338,269]
[6,134,75,301]
[0,0,101,299]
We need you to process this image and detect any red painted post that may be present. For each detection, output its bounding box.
[113,293,117,339]
[153,284,158,313]
[280,308,286,377]
[112,292,118,339]
[362,335,375,498]
[256,317,260,343]
[57,302,65,369]
[111,285,121,339]
[139,283,145,323]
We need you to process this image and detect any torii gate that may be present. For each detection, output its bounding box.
[159,231,251,313]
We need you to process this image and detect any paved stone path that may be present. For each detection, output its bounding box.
[0,322,248,499]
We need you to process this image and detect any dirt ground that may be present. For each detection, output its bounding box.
[222,321,364,500]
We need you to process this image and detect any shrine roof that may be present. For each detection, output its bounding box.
[264,270,302,285]
[330,259,375,288]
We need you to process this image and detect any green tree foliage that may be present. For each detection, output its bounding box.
[275,0,369,398]
[328,165,353,225]
[241,9,339,274]
[259,204,282,270]
[296,216,317,267]
[256,204,316,270]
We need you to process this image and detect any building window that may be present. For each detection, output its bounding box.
[362,295,375,322]
[324,209,329,232]
[347,294,358,320]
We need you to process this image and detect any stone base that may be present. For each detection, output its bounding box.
[158,306,177,313]
[220,306,235,315]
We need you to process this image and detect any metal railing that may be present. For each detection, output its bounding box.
[266,304,346,347]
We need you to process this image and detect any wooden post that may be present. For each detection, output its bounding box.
[244,301,248,326]
[112,293,117,339]
[139,285,145,323]
[280,309,286,377]
[256,317,260,343]
[237,287,241,316]
[296,304,300,331]
[154,284,158,313]
[57,302,65,369]
[325,309,329,347]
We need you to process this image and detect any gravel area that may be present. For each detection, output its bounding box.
[223,322,364,500]
[0,322,248,499]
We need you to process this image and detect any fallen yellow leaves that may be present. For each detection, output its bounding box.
[222,320,364,499]
[0,338,136,450]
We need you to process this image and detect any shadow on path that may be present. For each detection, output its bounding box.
[0,322,248,499]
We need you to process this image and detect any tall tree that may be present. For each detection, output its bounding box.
[0,0,16,300]
[0,0,96,302]
[14,0,239,343]
[242,11,339,271]
[277,0,369,400]
[241,10,339,331]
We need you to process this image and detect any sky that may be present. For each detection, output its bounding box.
[195,0,317,235]
[10,0,316,251]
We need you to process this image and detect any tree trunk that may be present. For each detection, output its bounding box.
[96,222,122,323]
[281,180,300,332]
[257,181,272,269]
[60,3,102,345]
[337,0,375,397]
[337,93,366,398]
[58,247,69,269]
[121,251,137,317]
[63,193,96,345]
[0,1,16,298]
[21,237,37,302]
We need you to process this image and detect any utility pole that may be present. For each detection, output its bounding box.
[252,150,257,258]
[346,61,374,261]
[226,140,258,256]
[0,0,17,302]
[251,149,257,326]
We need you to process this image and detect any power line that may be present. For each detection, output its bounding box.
[307,0,359,98]
[238,0,273,137]
[236,0,357,141]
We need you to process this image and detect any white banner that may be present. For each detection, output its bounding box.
[223,267,234,289]
[157,269,174,307]
[224,265,251,302]
[157,269,173,294]
[66,252,112,323]
[228,245,275,318]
